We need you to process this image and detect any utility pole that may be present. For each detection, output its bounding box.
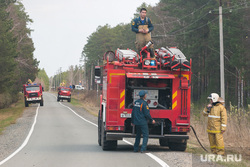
[59,67,62,86]
[90,63,93,90]
[219,0,225,101]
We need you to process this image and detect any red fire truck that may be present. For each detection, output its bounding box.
[96,41,192,151]
[57,87,71,102]
[23,83,44,107]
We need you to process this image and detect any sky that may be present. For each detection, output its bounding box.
[21,0,159,77]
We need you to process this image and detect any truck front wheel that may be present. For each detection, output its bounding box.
[98,110,101,146]
[101,122,117,150]
[68,98,71,102]
[40,98,44,106]
[25,99,29,107]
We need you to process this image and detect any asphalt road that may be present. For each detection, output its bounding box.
[0,93,166,167]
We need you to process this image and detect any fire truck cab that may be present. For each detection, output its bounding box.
[97,42,192,151]
[23,83,44,107]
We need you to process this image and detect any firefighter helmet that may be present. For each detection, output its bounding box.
[207,93,219,103]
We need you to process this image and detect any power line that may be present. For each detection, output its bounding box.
[176,17,218,36]
[154,0,213,25]
[152,17,218,38]
[170,12,210,35]
[212,1,250,12]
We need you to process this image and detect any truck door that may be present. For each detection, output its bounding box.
[107,72,125,124]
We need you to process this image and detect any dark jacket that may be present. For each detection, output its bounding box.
[131,17,154,33]
[131,98,153,125]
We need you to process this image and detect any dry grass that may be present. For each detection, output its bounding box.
[71,90,100,116]
[189,104,250,161]
[0,94,25,134]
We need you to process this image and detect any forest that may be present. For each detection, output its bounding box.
[0,0,39,108]
[81,0,250,109]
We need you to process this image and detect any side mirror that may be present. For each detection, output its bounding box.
[22,89,23,93]
[95,66,101,77]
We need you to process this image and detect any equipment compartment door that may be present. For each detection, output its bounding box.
[107,72,125,124]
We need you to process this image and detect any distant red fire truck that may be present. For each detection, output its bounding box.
[96,42,192,151]
[23,83,44,107]
[57,87,71,102]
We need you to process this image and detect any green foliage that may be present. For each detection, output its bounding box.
[156,0,250,107]
[0,1,38,108]
[37,69,49,91]
[81,0,250,108]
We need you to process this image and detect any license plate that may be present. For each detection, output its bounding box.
[27,97,41,101]
[59,95,70,98]
[120,113,131,118]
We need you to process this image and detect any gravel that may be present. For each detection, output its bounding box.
[0,105,37,161]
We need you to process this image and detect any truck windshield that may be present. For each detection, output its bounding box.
[61,88,69,91]
[26,86,40,91]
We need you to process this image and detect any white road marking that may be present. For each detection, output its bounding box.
[59,102,98,127]
[0,105,40,166]
[55,94,170,167]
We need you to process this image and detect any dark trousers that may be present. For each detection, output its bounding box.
[134,124,149,152]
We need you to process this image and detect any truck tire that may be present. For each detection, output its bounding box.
[57,95,60,102]
[159,139,168,146]
[25,99,29,107]
[101,122,117,150]
[68,98,71,102]
[169,140,187,151]
[98,110,102,146]
[40,98,44,106]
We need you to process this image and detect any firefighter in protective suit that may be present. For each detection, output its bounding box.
[203,93,227,155]
[131,8,154,58]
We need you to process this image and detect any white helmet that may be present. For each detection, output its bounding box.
[207,93,219,103]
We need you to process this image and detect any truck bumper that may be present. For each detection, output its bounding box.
[26,97,41,101]
[59,95,71,99]
[106,132,189,140]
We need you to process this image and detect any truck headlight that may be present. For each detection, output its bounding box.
[145,60,150,65]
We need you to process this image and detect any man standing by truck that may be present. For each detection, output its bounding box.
[203,93,227,155]
[131,90,155,153]
[131,8,154,57]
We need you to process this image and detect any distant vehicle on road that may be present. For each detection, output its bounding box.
[57,87,71,102]
[23,83,44,107]
[75,85,84,90]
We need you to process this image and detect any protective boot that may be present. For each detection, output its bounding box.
[215,133,225,155]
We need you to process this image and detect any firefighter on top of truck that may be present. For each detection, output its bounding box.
[203,93,227,155]
[131,90,155,153]
[131,8,154,58]
[27,79,32,84]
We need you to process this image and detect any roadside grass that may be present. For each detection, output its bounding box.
[189,103,250,167]
[70,97,82,107]
[71,96,98,117]
[0,93,25,135]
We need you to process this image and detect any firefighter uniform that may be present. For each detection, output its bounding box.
[203,102,227,155]
[131,96,153,152]
[131,17,154,51]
